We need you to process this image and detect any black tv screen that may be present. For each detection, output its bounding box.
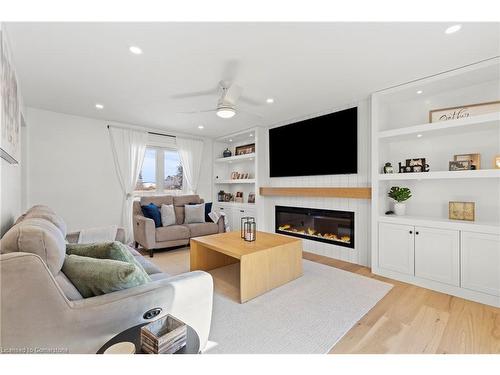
[269,107,357,177]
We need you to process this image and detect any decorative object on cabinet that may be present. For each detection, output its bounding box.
[398,158,429,173]
[454,153,481,170]
[429,100,500,123]
[388,186,412,216]
[449,160,471,171]
[224,192,234,202]
[240,216,255,239]
[383,162,394,174]
[235,191,244,203]
[248,193,255,204]
[140,314,187,354]
[449,201,475,221]
[242,217,257,242]
[494,155,500,169]
[217,190,225,202]
[222,148,232,158]
[235,143,255,156]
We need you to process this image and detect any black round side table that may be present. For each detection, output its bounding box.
[97,323,200,354]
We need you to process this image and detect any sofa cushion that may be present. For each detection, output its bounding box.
[66,241,149,276]
[185,223,219,238]
[160,204,176,227]
[23,205,67,237]
[173,195,201,206]
[0,218,66,275]
[140,195,174,207]
[205,202,212,222]
[54,272,83,301]
[184,203,205,224]
[155,225,190,242]
[141,203,162,227]
[62,254,151,298]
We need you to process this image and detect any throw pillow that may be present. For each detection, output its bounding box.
[204,202,212,222]
[62,254,150,298]
[141,203,162,227]
[160,204,176,227]
[66,241,150,276]
[184,203,205,224]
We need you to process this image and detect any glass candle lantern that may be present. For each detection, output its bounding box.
[243,218,256,242]
[240,216,255,239]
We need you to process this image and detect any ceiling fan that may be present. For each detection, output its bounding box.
[175,80,263,119]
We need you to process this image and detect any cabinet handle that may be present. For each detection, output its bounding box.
[240,210,244,213]
[409,230,413,234]
[416,231,419,235]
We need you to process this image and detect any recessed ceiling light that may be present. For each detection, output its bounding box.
[266,98,274,104]
[229,139,233,142]
[129,46,143,55]
[249,134,253,137]
[417,134,423,138]
[95,103,104,109]
[198,125,204,129]
[445,24,462,34]
[416,90,423,94]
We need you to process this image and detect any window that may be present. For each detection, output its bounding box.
[136,147,183,193]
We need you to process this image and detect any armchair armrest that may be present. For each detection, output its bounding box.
[133,215,156,249]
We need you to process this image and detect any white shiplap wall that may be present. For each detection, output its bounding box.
[260,99,371,266]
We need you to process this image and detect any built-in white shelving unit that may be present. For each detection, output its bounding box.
[371,57,500,307]
[212,127,266,231]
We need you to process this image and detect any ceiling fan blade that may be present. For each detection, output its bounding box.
[177,108,216,114]
[223,84,243,106]
[239,95,265,106]
[171,87,219,99]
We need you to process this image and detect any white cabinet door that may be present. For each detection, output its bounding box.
[461,231,500,296]
[378,222,415,275]
[414,226,460,286]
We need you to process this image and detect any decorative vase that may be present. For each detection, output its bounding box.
[394,202,406,216]
[223,148,232,158]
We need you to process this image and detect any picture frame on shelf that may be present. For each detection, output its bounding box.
[235,143,255,156]
[493,155,500,169]
[235,191,244,203]
[449,160,471,171]
[449,201,475,221]
[429,100,500,123]
[454,153,481,170]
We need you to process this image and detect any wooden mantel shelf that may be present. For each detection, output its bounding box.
[259,187,372,199]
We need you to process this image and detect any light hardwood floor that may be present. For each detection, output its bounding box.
[144,247,500,354]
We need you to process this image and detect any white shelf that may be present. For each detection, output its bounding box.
[378,169,500,180]
[215,153,256,163]
[378,112,500,142]
[213,202,256,209]
[214,179,255,184]
[378,215,500,235]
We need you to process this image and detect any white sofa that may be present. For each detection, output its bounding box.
[0,205,213,354]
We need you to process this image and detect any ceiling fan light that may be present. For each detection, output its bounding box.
[216,107,236,119]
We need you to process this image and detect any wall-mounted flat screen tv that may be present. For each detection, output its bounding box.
[269,107,357,177]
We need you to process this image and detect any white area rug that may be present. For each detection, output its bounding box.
[206,260,392,354]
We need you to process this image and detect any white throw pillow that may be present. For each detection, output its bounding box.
[184,203,205,224]
[161,204,176,227]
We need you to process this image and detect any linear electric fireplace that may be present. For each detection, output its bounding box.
[275,206,354,249]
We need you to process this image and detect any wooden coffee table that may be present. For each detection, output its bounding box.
[190,231,303,303]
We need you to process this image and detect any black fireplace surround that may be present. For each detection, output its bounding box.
[275,206,354,249]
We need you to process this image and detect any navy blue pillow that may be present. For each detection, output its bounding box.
[141,203,162,228]
[205,202,212,222]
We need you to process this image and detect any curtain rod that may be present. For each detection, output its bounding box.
[107,125,175,138]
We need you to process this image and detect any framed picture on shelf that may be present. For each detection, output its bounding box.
[235,143,255,156]
[454,153,481,170]
[235,191,244,203]
[248,193,255,204]
[494,155,500,169]
[449,160,471,171]
[429,100,500,123]
[449,201,475,221]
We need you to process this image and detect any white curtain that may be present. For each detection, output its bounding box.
[108,126,148,241]
[176,137,204,194]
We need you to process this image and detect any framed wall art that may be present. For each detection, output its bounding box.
[449,201,475,221]
[429,100,500,123]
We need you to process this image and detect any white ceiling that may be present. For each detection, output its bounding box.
[6,22,500,137]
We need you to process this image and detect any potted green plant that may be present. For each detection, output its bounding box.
[388,186,412,216]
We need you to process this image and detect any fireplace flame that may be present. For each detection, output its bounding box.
[278,225,351,244]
